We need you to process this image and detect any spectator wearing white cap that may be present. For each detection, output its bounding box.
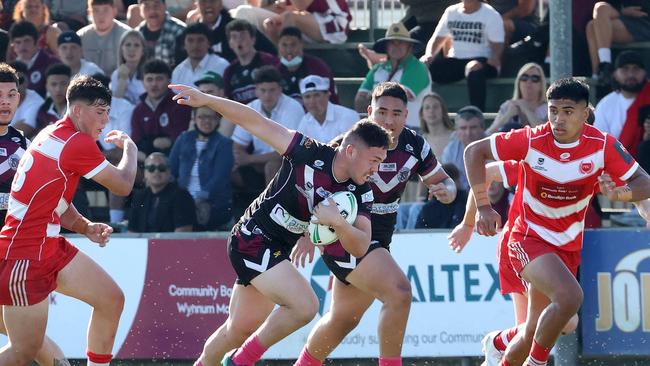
[355,22,432,129]
[297,74,359,143]
[56,31,104,77]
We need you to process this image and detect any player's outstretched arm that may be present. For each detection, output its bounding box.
[59,204,113,247]
[448,162,504,252]
[92,130,138,196]
[464,138,501,236]
[170,84,294,155]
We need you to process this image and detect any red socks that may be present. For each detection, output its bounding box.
[294,347,323,366]
[232,335,268,366]
[87,351,112,366]
[378,356,402,366]
[526,339,552,366]
[493,326,519,352]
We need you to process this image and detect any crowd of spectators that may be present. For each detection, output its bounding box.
[0,0,647,233]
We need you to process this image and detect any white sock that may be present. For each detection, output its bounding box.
[109,209,124,223]
[598,48,611,64]
[88,362,109,366]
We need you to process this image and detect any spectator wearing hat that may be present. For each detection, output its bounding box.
[169,106,234,230]
[441,105,486,191]
[355,22,432,129]
[77,0,131,75]
[637,106,650,173]
[9,61,44,137]
[56,31,104,77]
[10,20,61,98]
[296,74,358,143]
[223,19,280,105]
[277,26,337,105]
[171,22,229,86]
[420,0,504,111]
[131,59,191,156]
[135,0,187,68]
[586,1,650,89]
[195,70,225,97]
[597,50,650,158]
[35,63,71,136]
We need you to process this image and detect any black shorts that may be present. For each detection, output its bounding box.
[228,221,291,286]
[321,240,384,285]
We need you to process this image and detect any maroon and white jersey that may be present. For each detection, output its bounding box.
[0,127,28,223]
[0,117,108,260]
[368,128,441,244]
[237,132,374,248]
[490,122,638,251]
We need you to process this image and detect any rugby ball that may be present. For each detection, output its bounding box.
[308,191,358,245]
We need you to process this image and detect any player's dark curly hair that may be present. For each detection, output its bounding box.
[0,63,19,85]
[67,75,111,107]
[343,118,391,150]
[371,82,408,105]
[546,77,590,104]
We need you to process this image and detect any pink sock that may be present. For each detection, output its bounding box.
[294,347,323,366]
[526,339,552,366]
[378,356,401,366]
[232,335,267,365]
[494,326,519,351]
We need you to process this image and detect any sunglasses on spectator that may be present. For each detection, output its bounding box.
[144,164,168,173]
[520,74,541,83]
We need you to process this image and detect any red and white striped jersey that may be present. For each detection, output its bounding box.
[490,122,638,251]
[0,117,108,260]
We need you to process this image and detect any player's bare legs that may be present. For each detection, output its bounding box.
[248,261,319,345]
[55,252,125,357]
[0,317,67,366]
[303,279,375,360]
[0,298,48,365]
[197,283,275,366]
[502,254,582,365]
[512,292,528,325]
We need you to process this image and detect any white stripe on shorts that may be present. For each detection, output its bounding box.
[9,260,29,306]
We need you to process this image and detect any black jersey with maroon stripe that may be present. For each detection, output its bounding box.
[0,126,28,223]
[236,132,374,248]
[368,127,441,244]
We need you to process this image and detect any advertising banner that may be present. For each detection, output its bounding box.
[580,229,650,356]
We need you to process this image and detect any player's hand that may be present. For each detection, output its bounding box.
[428,182,451,203]
[104,130,133,150]
[170,84,214,108]
[85,222,113,247]
[312,198,345,227]
[448,223,474,253]
[419,54,435,65]
[622,6,648,17]
[291,236,316,268]
[475,205,501,236]
[597,173,632,201]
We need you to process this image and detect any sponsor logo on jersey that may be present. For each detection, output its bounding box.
[397,167,410,182]
[0,148,6,156]
[30,71,41,84]
[580,160,594,175]
[11,137,20,143]
[270,203,309,234]
[361,190,374,203]
[560,152,571,161]
[9,155,20,170]
[537,157,545,165]
[316,187,332,199]
[537,183,580,201]
[379,162,397,172]
[301,136,314,149]
[405,144,414,153]
[314,160,324,168]
[614,141,632,164]
[347,184,356,191]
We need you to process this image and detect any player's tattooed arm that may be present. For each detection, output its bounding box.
[54,359,72,366]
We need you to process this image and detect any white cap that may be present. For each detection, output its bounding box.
[300,75,330,95]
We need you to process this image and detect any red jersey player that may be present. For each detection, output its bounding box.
[465,78,650,366]
[0,75,138,366]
